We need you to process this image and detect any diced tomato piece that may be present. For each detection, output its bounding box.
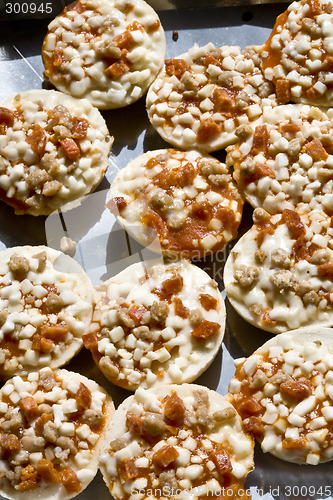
[75,383,92,411]
[281,209,306,239]
[163,391,185,425]
[0,107,14,127]
[155,274,184,301]
[35,413,52,436]
[117,458,139,483]
[52,49,64,68]
[105,61,131,79]
[282,437,306,449]
[276,78,291,104]
[60,138,80,159]
[281,123,300,135]
[147,19,160,32]
[158,163,196,189]
[199,294,218,311]
[59,469,81,493]
[128,305,147,321]
[153,444,179,468]
[1,434,21,455]
[20,396,40,420]
[41,324,69,342]
[32,335,54,352]
[238,398,262,418]
[173,297,189,318]
[197,117,220,143]
[165,58,190,79]
[72,117,88,140]
[191,320,220,339]
[126,412,144,434]
[106,196,127,214]
[82,332,99,350]
[261,308,277,327]
[304,138,328,161]
[280,379,312,401]
[27,125,47,157]
[212,88,235,113]
[243,416,264,439]
[251,125,268,155]
[17,465,40,491]
[114,31,135,50]
[209,445,232,475]
[36,459,60,483]
[318,262,333,280]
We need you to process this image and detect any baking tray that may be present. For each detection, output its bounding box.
[0,2,333,499]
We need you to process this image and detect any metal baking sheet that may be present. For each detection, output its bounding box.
[0,3,332,500]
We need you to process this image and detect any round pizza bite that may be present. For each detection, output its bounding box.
[261,0,333,106]
[146,43,276,152]
[224,208,333,333]
[107,149,243,258]
[84,260,225,390]
[42,0,165,109]
[228,328,333,465]
[0,245,94,378]
[0,367,114,499]
[100,384,254,500]
[0,90,112,216]
[226,104,333,215]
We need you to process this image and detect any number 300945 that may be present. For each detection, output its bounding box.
[5,2,53,14]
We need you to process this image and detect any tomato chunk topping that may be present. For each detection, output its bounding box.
[191,320,220,339]
[75,382,92,411]
[153,444,179,468]
[20,396,40,420]
[59,469,81,493]
[117,458,139,483]
[60,138,80,159]
[280,379,312,402]
[163,391,185,425]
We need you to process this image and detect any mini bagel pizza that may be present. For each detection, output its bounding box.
[99,384,254,500]
[261,0,333,106]
[0,245,94,378]
[146,43,276,152]
[0,90,112,216]
[224,208,333,333]
[228,328,333,465]
[226,104,333,215]
[0,368,114,499]
[84,260,225,390]
[42,0,165,109]
[107,149,243,258]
